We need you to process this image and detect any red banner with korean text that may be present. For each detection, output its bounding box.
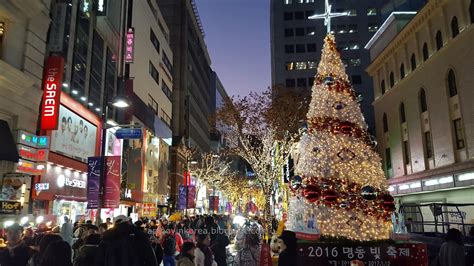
[103,156,121,208]
[187,185,196,208]
[298,242,428,266]
[259,243,272,266]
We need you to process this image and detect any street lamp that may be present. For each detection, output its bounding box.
[96,95,130,224]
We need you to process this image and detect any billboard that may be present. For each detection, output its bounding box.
[40,56,64,130]
[50,105,97,162]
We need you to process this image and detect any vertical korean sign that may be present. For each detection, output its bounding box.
[40,56,64,130]
[187,185,196,208]
[87,157,101,209]
[125,28,134,63]
[103,156,121,208]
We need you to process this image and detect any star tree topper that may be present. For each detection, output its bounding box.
[308,0,349,33]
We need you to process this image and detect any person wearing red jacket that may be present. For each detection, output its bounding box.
[161,223,184,266]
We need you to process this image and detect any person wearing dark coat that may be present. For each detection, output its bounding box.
[0,224,34,266]
[438,228,465,266]
[73,234,100,266]
[203,216,230,266]
[277,230,299,266]
[94,216,158,266]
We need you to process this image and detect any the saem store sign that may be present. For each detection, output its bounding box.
[40,56,64,131]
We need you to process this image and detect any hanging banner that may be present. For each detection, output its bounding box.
[103,156,121,208]
[209,196,214,212]
[40,56,64,130]
[187,185,196,209]
[259,243,273,266]
[178,185,187,210]
[125,28,134,63]
[87,157,101,209]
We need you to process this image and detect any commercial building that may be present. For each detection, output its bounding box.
[270,0,390,131]
[366,0,474,225]
[158,0,213,210]
[0,0,51,217]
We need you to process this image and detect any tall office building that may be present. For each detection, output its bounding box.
[158,0,213,209]
[270,0,389,132]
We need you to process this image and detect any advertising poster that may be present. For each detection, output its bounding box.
[187,185,196,209]
[0,174,26,201]
[87,157,101,209]
[178,185,186,210]
[103,156,121,208]
[50,105,97,162]
[127,138,143,193]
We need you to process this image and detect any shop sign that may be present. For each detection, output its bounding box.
[97,0,107,16]
[87,157,101,209]
[125,28,134,63]
[18,145,49,162]
[115,128,142,139]
[35,183,50,191]
[40,56,64,130]
[298,242,428,266]
[65,177,86,188]
[17,130,49,149]
[0,201,22,212]
[178,185,186,210]
[15,159,46,175]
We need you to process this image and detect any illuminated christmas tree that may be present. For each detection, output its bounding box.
[290,34,395,241]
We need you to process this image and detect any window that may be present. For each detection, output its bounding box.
[162,52,172,73]
[381,80,386,95]
[424,132,433,159]
[150,28,160,54]
[336,25,347,34]
[453,118,465,149]
[447,69,458,97]
[471,0,474,23]
[349,58,361,67]
[285,62,294,71]
[451,17,459,37]
[411,54,416,71]
[162,81,172,100]
[385,148,392,170]
[307,61,317,69]
[368,23,379,32]
[400,63,405,79]
[306,27,316,35]
[295,27,305,36]
[295,44,305,53]
[419,89,428,112]
[295,61,307,70]
[307,43,317,52]
[306,0,315,2]
[351,75,362,84]
[399,102,406,123]
[286,79,295,87]
[149,61,159,84]
[88,31,104,109]
[284,12,293,20]
[389,72,395,87]
[308,77,315,86]
[383,113,388,132]
[284,0,292,4]
[297,0,303,3]
[148,94,159,115]
[338,42,349,50]
[284,28,294,37]
[349,43,359,50]
[422,43,429,61]
[403,141,411,164]
[347,9,357,16]
[297,78,307,87]
[285,45,294,53]
[436,31,443,50]
[295,11,304,20]
[367,8,377,16]
[348,24,358,33]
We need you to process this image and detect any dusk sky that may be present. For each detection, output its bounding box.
[196,0,270,97]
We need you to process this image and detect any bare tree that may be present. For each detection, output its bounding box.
[189,152,235,197]
[214,85,308,238]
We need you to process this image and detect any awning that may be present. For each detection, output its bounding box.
[0,120,19,162]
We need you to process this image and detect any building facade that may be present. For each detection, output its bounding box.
[158,0,213,210]
[0,0,51,216]
[270,0,390,132]
[366,0,474,221]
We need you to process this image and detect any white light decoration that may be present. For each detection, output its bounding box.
[36,216,44,224]
[4,221,14,228]
[20,217,29,225]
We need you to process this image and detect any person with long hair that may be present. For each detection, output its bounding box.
[438,228,465,266]
[235,223,261,266]
[177,242,195,266]
[194,232,216,266]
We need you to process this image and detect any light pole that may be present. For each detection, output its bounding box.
[95,95,130,224]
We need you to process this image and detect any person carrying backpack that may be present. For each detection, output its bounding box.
[161,222,184,266]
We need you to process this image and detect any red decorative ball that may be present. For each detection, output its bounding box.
[339,121,353,134]
[380,193,395,212]
[303,184,321,203]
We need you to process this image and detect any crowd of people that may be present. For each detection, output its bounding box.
[0,214,299,266]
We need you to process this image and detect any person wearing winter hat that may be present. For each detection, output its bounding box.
[277,230,299,266]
